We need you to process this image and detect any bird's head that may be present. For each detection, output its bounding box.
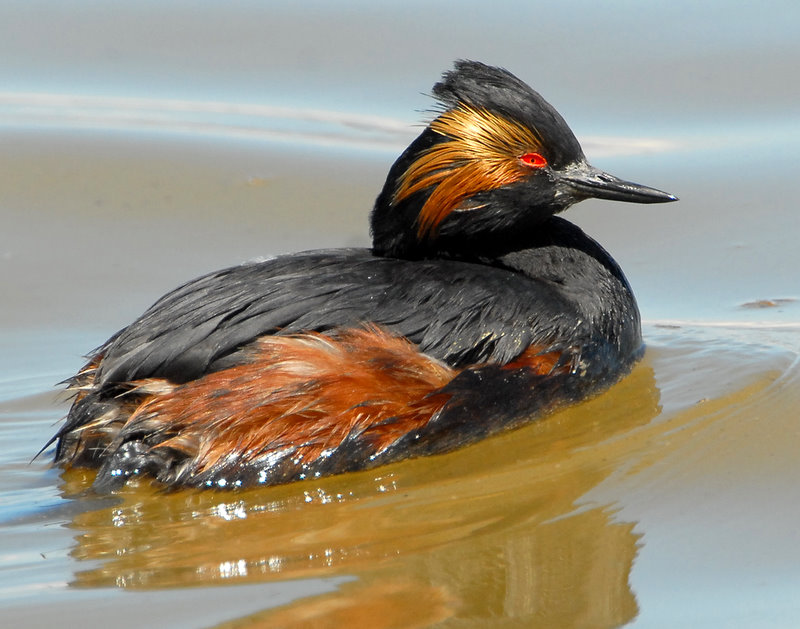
[371,60,676,259]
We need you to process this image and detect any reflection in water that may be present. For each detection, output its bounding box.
[219,508,638,629]
[60,360,662,627]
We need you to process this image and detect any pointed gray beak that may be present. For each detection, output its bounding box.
[560,163,678,204]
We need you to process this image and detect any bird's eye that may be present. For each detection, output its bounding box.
[519,152,548,169]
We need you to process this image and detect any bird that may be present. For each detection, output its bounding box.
[47,60,676,491]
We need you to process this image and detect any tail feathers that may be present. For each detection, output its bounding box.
[51,392,131,466]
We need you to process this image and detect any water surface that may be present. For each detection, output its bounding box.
[1,2,799,627]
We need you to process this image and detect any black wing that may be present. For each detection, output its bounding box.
[91,248,578,388]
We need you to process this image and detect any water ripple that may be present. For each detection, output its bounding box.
[0,91,680,157]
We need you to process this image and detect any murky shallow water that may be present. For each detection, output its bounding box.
[2,2,799,627]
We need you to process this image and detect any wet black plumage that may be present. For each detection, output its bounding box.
[49,60,676,490]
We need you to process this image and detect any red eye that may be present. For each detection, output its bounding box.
[519,152,548,169]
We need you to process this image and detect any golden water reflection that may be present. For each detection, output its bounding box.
[62,360,662,627]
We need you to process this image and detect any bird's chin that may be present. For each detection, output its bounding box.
[549,191,580,213]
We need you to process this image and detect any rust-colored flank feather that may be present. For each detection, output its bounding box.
[393,105,544,239]
[60,329,575,487]
[117,327,455,479]
[502,346,570,376]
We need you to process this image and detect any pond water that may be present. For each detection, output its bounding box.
[1,2,799,627]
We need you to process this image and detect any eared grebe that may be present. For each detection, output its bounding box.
[48,61,676,490]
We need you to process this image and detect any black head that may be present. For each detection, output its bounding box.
[371,60,676,259]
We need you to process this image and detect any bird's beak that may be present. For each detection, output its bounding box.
[560,163,677,204]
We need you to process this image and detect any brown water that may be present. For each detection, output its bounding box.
[2,2,799,627]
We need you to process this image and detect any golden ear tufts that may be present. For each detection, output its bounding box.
[393,105,544,239]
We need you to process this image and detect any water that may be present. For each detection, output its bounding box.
[1,2,799,627]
